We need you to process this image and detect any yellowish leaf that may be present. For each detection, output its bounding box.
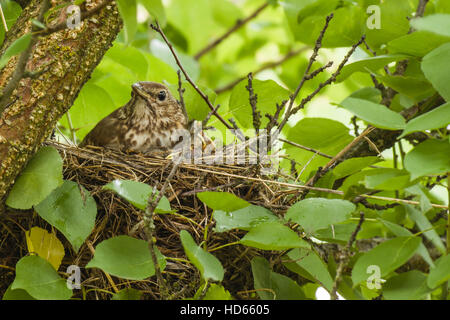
[25,227,65,270]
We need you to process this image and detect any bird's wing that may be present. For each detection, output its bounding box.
[79,108,126,149]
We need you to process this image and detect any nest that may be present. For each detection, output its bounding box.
[1,139,302,300]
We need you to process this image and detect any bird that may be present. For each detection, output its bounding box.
[79,81,189,154]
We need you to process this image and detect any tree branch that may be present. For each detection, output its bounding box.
[194,2,269,60]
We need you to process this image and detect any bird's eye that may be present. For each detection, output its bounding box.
[157,90,166,101]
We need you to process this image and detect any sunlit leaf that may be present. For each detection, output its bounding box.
[116,0,137,45]
[410,14,450,37]
[427,254,450,289]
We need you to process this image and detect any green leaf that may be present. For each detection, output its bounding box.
[0,0,22,45]
[285,198,355,234]
[213,205,278,232]
[387,31,450,57]
[197,191,249,212]
[251,256,306,300]
[240,221,309,250]
[11,256,72,300]
[422,43,450,101]
[2,285,35,300]
[285,118,353,155]
[103,179,173,213]
[111,288,143,300]
[283,248,334,292]
[427,254,450,288]
[351,237,421,285]
[349,87,382,104]
[139,0,166,26]
[400,102,450,138]
[410,14,450,38]
[170,81,214,121]
[405,205,446,255]
[339,97,406,130]
[86,235,166,280]
[314,222,359,245]
[364,168,412,191]
[6,146,63,210]
[0,33,31,69]
[294,1,364,48]
[404,139,450,179]
[229,79,289,129]
[333,156,380,179]
[337,54,410,82]
[364,0,414,49]
[180,230,224,282]
[199,283,233,300]
[383,271,431,300]
[379,219,434,267]
[116,0,137,45]
[104,42,148,80]
[35,181,97,252]
[60,82,116,141]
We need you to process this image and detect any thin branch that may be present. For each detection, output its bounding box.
[194,2,269,60]
[202,104,221,127]
[331,212,365,300]
[176,70,188,121]
[215,46,308,94]
[150,21,233,131]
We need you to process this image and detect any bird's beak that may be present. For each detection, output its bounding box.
[132,83,146,97]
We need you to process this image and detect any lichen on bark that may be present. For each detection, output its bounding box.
[0,0,122,204]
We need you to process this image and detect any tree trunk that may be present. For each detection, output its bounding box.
[0,0,122,205]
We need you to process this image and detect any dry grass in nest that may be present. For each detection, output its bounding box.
[1,140,299,300]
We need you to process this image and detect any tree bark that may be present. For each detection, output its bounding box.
[0,0,122,204]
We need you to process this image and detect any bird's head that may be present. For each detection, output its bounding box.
[131,82,187,125]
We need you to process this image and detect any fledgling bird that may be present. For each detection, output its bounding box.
[79,82,188,153]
